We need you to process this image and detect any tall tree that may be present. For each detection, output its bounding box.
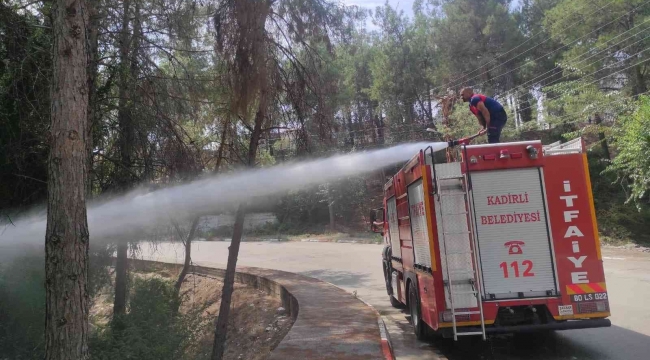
[431,0,523,93]
[209,1,355,358]
[44,0,91,359]
[210,4,271,357]
[112,0,140,318]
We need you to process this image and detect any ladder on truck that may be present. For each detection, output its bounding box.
[435,168,486,341]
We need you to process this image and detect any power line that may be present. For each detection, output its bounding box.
[280,47,645,145]
[491,19,650,100]
[347,3,649,122]
[431,0,619,94]
[276,3,650,148]
[516,88,649,129]
[452,0,650,95]
[316,90,650,155]
[322,55,650,146]
[296,48,639,143]
[491,27,650,102]
[513,55,650,116]
[273,89,650,158]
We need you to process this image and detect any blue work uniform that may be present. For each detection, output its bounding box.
[469,94,508,143]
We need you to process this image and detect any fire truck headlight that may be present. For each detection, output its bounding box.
[596,301,607,312]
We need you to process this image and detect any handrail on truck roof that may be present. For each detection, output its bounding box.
[466,140,542,149]
[543,137,583,155]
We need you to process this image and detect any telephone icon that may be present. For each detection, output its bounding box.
[504,241,525,255]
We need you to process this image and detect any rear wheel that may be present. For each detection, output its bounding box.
[389,294,402,308]
[383,256,403,309]
[382,259,392,294]
[409,283,429,340]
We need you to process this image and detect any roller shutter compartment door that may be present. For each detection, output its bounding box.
[470,168,558,299]
[387,197,401,259]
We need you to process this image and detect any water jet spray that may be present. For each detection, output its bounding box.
[0,141,449,248]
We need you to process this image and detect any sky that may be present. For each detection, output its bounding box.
[344,0,416,18]
[343,0,522,21]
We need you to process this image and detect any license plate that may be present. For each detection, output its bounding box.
[558,305,574,316]
[571,292,608,302]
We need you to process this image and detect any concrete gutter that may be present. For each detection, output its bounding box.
[130,259,394,360]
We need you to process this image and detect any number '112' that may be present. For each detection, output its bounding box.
[500,260,535,278]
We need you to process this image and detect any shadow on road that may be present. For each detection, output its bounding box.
[299,269,371,288]
[427,325,650,360]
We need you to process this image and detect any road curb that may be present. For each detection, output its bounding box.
[318,280,395,360]
[352,296,395,360]
[130,259,389,359]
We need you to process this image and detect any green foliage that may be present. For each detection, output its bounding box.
[544,0,650,96]
[0,3,51,211]
[431,0,523,93]
[0,253,45,360]
[607,96,650,209]
[588,149,650,246]
[270,174,372,233]
[275,187,330,228]
[0,248,136,360]
[90,278,207,360]
[88,245,115,300]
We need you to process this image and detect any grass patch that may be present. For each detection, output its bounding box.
[90,277,207,360]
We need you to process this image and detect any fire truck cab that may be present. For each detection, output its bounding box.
[372,138,611,340]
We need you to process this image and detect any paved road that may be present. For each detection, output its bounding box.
[140,242,650,360]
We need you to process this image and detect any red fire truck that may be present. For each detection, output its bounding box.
[370,137,611,340]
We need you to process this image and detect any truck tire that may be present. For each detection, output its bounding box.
[389,294,402,308]
[385,263,403,308]
[408,283,429,341]
[383,259,393,295]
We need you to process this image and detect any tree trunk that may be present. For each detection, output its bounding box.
[113,0,139,316]
[211,100,265,360]
[324,183,335,229]
[210,204,246,360]
[175,217,200,292]
[45,0,90,359]
[329,198,335,229]
[375,103,385,145]
[86,2,99,197]
[427,81,433,124]
[346,107,354,147]
[175,111,226,304]
[215,118,231,172]
[113,243,128,317]
[116,0,135,188]
[634,64,647,97]
[518,91,533,123]
[356,99,366,146]
[593,113,611,160]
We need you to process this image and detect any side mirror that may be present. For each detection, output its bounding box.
[369,208,385,235]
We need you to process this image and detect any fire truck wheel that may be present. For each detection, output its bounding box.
[389,294,402,308]
[408,284,429,340]
[383,260,392,294]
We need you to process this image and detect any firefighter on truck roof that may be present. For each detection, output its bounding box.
[460,88,508,143]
